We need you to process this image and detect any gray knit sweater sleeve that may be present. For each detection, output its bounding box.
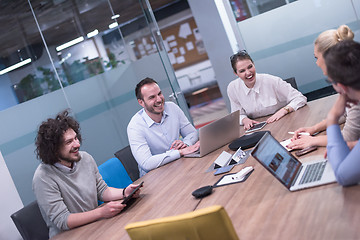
[32,151,108,238]
[342,104,360,141]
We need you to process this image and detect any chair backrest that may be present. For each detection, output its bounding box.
[125,205,239,240]
[114,145,140,182]
[284,77,298,90]
[10,201,49,240]
[98,157,133,189]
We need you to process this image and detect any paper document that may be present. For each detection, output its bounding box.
[280,138,293,151]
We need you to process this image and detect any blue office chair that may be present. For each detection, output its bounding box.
[98,158,133,204]
[99,157,133,188]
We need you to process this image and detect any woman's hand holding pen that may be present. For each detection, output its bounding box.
[287,135,315,150]
[291,127,315,140]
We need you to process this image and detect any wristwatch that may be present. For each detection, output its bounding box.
[283,106,291,114]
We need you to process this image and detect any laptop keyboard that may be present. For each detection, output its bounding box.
[299,161,326,185]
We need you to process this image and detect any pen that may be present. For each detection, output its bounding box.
[288,132,310,136]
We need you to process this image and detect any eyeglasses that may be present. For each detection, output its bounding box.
[230,50,248,61]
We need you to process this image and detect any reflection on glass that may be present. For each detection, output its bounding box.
[0,0,197,111]
[0,0,140,106]
[87,29,99,38]
[56,37,85,52]
[229,0,298,22]
[0,58,32,75]
[229,0,251,22]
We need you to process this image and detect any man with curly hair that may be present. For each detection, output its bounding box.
[32,110,142,238]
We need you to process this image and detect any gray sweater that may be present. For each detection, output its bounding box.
[343,103,360,141]
[32,151,108,238]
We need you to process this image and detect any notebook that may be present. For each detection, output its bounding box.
[251,132,336,191]
[184,110,240,158]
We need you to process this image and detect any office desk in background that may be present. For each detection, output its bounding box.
[52,94,360,240]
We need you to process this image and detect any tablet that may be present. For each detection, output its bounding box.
[245,121,267,134]
[295,146,317,157]
[121,181,144,204]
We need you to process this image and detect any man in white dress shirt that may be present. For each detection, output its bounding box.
[127,78,199,177]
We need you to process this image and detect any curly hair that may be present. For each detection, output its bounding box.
[35,110,82,164]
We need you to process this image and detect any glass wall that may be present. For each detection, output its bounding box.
[0,0,190,205]
[231,0,360,94]
[229,0,298,22]
[187,0,359,120]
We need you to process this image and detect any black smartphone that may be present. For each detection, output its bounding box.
[245,121,267,134]
[121,181,144,204]
[214,165,234,175]
[295,146,317,157]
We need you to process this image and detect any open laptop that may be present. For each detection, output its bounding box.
[251,132,336,191]
[184,110,240,158]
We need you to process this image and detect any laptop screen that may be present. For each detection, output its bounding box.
[251,133,301,188]
[199,110,239,156]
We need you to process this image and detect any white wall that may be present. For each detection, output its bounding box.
[0,151,23,240]
[188,0,236,111]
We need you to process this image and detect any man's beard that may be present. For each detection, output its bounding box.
[144,101,163,115]
[59,155,81,164]
[58,148,81,164]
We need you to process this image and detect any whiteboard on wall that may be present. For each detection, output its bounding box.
[0,151,23,239]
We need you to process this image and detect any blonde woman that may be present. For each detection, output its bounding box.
[289,25,360,150]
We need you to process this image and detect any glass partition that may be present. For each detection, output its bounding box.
[230,0,360,94]
[139,0,191,119]
[228,0,298,21]
[0,0,191,205]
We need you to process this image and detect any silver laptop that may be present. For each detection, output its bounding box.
[251,132,336,191]
[185,110,240,158]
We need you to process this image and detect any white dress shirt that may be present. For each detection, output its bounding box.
[127,101,198,177]
[227,73,307,125]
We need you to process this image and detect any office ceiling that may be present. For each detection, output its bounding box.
[0,0,182,65]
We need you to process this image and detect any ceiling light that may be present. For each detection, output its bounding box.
[56,36,84,51]
[59,53,72,64]
[0,58,32,75]
[109,22,118,29]
[87,29,99,38]
[111,14,120,20]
